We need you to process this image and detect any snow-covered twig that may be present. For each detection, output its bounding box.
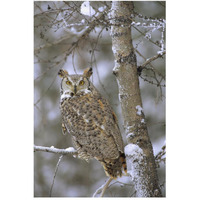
[34,145,77,156]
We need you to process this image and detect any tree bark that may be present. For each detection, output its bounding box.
[110,1,162,197]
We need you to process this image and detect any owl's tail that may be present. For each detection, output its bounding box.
[101,153,127,178]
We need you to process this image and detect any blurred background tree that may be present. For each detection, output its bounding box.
[34,1,165,197]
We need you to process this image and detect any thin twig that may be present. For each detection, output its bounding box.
[141,50,166,68]
[133,26,161,48]
[49,155,63,196]
[93,177,113,197]
[155,143,166,167]
[72,49,78,74]
[34,72,58,106]
[136,49,165,81]
[100,177,113,197]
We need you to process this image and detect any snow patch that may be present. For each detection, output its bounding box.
[157,49,165,55]
[80,1,95,16]
[98,6,106,12]
[131,21,141,26]
[69,25,90,36]
[125,144,150,196]
[126,132,135,139]
[125,144,143,156]
[81,19,85,24]
[136,105,143,116]
[126,125,134,132]
[65,147,76,153]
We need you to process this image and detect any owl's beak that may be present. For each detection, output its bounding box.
[74,85,77,94]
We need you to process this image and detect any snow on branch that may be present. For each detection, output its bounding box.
[124,144,150,197]
[34,145,78,156]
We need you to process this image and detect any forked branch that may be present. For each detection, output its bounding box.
[93,177,113,197]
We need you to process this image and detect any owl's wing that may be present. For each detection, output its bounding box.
[99,97,125,154]
[89,85,125,155]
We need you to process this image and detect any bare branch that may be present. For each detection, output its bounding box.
[141,50,166,68]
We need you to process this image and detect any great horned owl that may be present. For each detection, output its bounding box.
[58,68,127,178]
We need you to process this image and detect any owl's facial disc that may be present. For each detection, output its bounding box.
[61,75,91,99]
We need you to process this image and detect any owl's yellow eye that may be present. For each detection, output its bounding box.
[79,80,85,86]
[66,80,72,85]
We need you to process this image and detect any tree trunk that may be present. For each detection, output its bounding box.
[110,1,162,197]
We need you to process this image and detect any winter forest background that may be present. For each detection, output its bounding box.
[34,1,165,197]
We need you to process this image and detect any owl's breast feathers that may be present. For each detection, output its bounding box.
[60,92,127,178]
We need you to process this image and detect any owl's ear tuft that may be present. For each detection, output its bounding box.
[58,69,68,78]
[83,67,93,78]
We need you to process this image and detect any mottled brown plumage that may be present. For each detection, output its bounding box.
[58,68,127,178]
